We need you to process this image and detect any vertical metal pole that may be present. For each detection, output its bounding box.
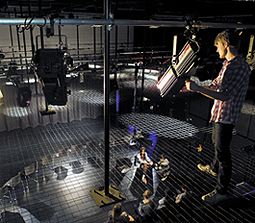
[115,25,118,58]
[139,28,147,111]
[104,0,110,196]
[14,9,23,66]
[40,27,44,49]
[133,64,138,113]
[38,0,44,49]
[8,15,15,59]
[140,66,145,112]
[114,25,118,82]
[58,19,62,49]
[28,1,37,92]
[127,26,129,49]
[20,5,28,67]
[28,0,35,58]
[94,27,97,71]
[76,25,80,63]
[100,26,103,54]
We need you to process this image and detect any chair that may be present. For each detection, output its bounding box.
[55,148,68,158]
[40,154,53,178]
[4,173,23,201]
[0,186,8,219]
[116,157,132,173]
[22,162,39,190]
[68,145,84,174]
[68,145,82,155]
[70,160,84,174]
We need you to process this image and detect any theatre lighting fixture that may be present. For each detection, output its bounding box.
[0,89,3,106]
[157,36,200,97]
[247,34,255,71]
[34,48,72,115]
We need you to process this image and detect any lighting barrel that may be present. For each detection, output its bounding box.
[157,40,200,97]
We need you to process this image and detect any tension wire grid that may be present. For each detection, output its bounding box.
[45,119,255,222]
[36,129,255,222]
[0,115,254,222]
[115,112,254,222]
[1,72,254,222]
[1,132,252,221]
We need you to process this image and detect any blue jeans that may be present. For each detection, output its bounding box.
[210,122,234,195]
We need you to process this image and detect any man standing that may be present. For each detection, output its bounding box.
[185,30,250,204]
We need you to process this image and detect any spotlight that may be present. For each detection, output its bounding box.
[34,49,70,106]
[0,89,3,106]
[246,34,255,71]
[157,39,200,97]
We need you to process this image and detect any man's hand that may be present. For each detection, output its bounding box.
[185,80,199,92]
[185,80,227,101]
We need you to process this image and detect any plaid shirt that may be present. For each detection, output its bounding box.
[209,55,250,125]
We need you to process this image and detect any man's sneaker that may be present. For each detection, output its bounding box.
[197,164,217,177]
[202,189,227,204]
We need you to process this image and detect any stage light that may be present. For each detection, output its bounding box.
[157,39,200,97]
[23,78,38,84]
[88,64,102,69]
[5,81,14,86]
[246,34,255,71]
[34,48,70,106]
[0,89,3,106]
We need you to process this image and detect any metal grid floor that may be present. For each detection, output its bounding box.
[0,114,255,223]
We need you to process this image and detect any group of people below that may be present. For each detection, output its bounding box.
[135,147,170,184]
[108,186,189,223]
[107,190,156,223]
[109,146,188,222]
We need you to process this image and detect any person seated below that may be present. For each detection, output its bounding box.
[155,154,170,181]
[131,162,154,198]
[134,190,155,222]
[175,184,191,204]
[116,157,132,174]
[135,147,153,167]
[140,162,149,185]
[157,188,174,210]
[108,203,135,223]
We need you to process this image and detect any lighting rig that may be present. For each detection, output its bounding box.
[33,48,72,115]
[157,26,202,98]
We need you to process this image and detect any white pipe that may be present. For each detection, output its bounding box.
[0,18,255,29]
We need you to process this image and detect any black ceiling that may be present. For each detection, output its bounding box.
[0,0,254,24]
